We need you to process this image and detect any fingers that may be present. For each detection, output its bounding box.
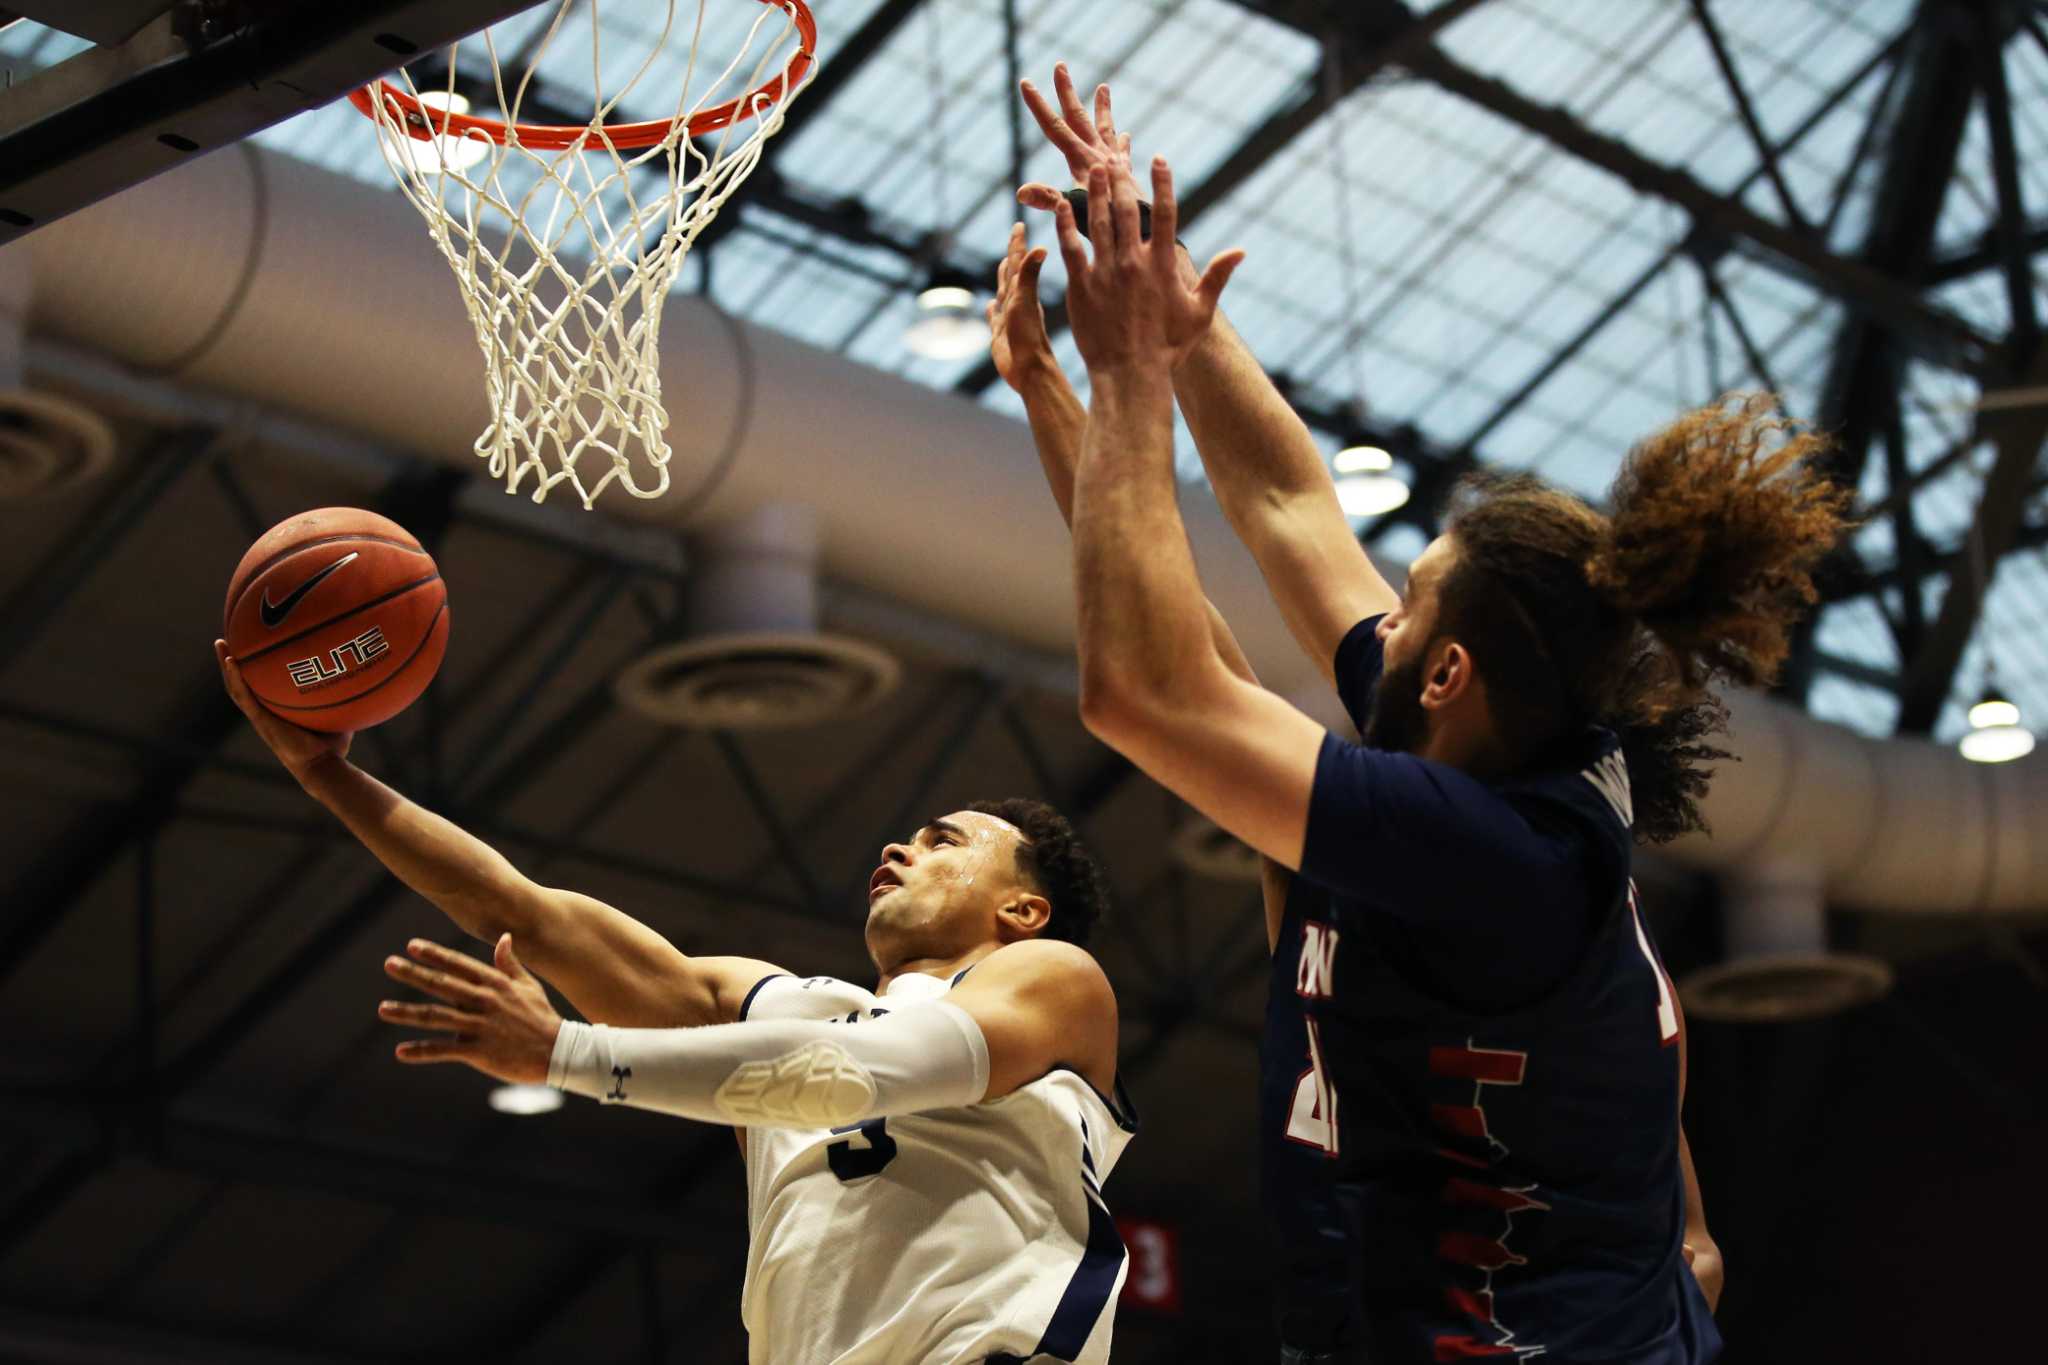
[1093,82,1115,144]
[1054,64,1093,143]
[493,931,531,981]
[214,640,259,715]
[1149,156,1180,260]
[378,998,484,1033]
[1085,165,1114,250]
[1194,247,1247,315]
[1018,245,1047,298]
[1016,182,1065,212]
[1107,161,1141,260]
[1052,195,1090,280]
[1020,78,1090,168]
[393,1037,477,1064]
[405,937,497,981]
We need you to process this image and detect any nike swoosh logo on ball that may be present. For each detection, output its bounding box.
[260,552,359,628]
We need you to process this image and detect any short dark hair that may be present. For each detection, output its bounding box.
[967,798,1110,948]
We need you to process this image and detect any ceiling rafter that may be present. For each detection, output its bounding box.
[951,0,1499,398]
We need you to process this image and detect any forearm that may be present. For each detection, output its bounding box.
[1680,1127,1711,1242]
[1074,363,1226,712]
[1020,361,1261,688]
[550,1002,990,1128]
[1172,303,1336,511]
[296,756,535,939]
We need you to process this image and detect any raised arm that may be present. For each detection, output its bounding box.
[990,222,1292,949]
[216,641,779,1027]
[1019,66,1398,684]
[379,936,1116,1127]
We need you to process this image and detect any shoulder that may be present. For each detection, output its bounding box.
[1499,730,1634,875]
[742,971,876,1022]
[955,941,1117,1024]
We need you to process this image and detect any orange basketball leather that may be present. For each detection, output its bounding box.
[223,507,449,733]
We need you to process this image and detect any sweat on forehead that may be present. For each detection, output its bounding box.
[927,810,1031,846]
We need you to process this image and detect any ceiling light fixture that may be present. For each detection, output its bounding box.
[386,89,491,175]
[1332,445,1410,517]
[905,283,989,359]
[1960,685,2034,763]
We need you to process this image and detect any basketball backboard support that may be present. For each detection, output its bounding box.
[0,0,547,246]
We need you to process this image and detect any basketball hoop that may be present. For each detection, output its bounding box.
[350,1,817,508]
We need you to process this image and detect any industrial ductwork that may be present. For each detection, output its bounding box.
[0,241,114,500]
[615,502,899,730]
[11,142,2047,914]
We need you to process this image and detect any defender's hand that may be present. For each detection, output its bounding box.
[1018,63,1133,210]
[380,934,562,1087]
[988,223,1055,393]
[1055,158,1242,373]
[215,638,350,779]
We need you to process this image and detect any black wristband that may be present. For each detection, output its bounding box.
[1063,187,1179,246]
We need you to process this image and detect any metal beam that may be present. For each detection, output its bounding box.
[689,0,931,256]
[0,463,462,990]
[0,1301,380,1365]
[0,425,215,666]
[1385,26,1996,374]
[1686,0,1811,232]
[1779,0,1979,699]
[953,0,1499,396]
[1928,219,2048,286]
[1895,347,2048,731]
[0,0,546,241]
[1976,5,2040,358]
[0,1088,702,1245]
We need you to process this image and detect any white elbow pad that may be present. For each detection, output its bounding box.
[548,1000,991,1131]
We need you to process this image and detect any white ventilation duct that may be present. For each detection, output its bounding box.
[12,144,2048,913]
[1678,858,1894,1022]
[615,502,899,729]
[0,243,114,500]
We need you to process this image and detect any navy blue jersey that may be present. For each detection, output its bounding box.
[1259,873,1365,1353]
[1261,616,1720,1363]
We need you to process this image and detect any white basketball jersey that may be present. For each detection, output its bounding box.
[736,969,1136,1365]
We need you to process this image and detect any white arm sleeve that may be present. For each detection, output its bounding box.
[547,1000,992,1130]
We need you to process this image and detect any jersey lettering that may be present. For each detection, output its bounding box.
[1628,886,1680,1046]
[1295,922,1338,1000]
[1283,1017,1340,1156]
[827,1118,898,1180]
[1580,750,1634,828]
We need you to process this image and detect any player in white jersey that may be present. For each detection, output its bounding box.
[216,647,1133,1363]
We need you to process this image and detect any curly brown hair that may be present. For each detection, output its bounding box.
[1435,393,1852,843]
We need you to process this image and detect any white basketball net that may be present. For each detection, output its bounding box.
[361,1,811,508]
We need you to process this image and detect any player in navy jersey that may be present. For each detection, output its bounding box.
[1022,66,1849,1363]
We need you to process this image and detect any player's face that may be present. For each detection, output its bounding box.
[864,809,1032,966]
[1363,536,1451,753]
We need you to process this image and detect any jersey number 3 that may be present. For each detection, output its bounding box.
[827,1119,898,1180]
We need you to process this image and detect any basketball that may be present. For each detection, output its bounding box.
[222,507,449,733]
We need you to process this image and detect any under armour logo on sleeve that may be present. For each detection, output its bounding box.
[607,1065,632,1101]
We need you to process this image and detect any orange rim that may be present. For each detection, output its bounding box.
[348,0,817,150]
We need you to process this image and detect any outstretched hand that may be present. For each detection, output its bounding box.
[215,639,350,780]
[379,934,563,1086]
[1017,63,1133,214]
[987,223,1055,392]
[1055,158,1243,373]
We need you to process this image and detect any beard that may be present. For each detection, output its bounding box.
[1361,651,1429,754]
